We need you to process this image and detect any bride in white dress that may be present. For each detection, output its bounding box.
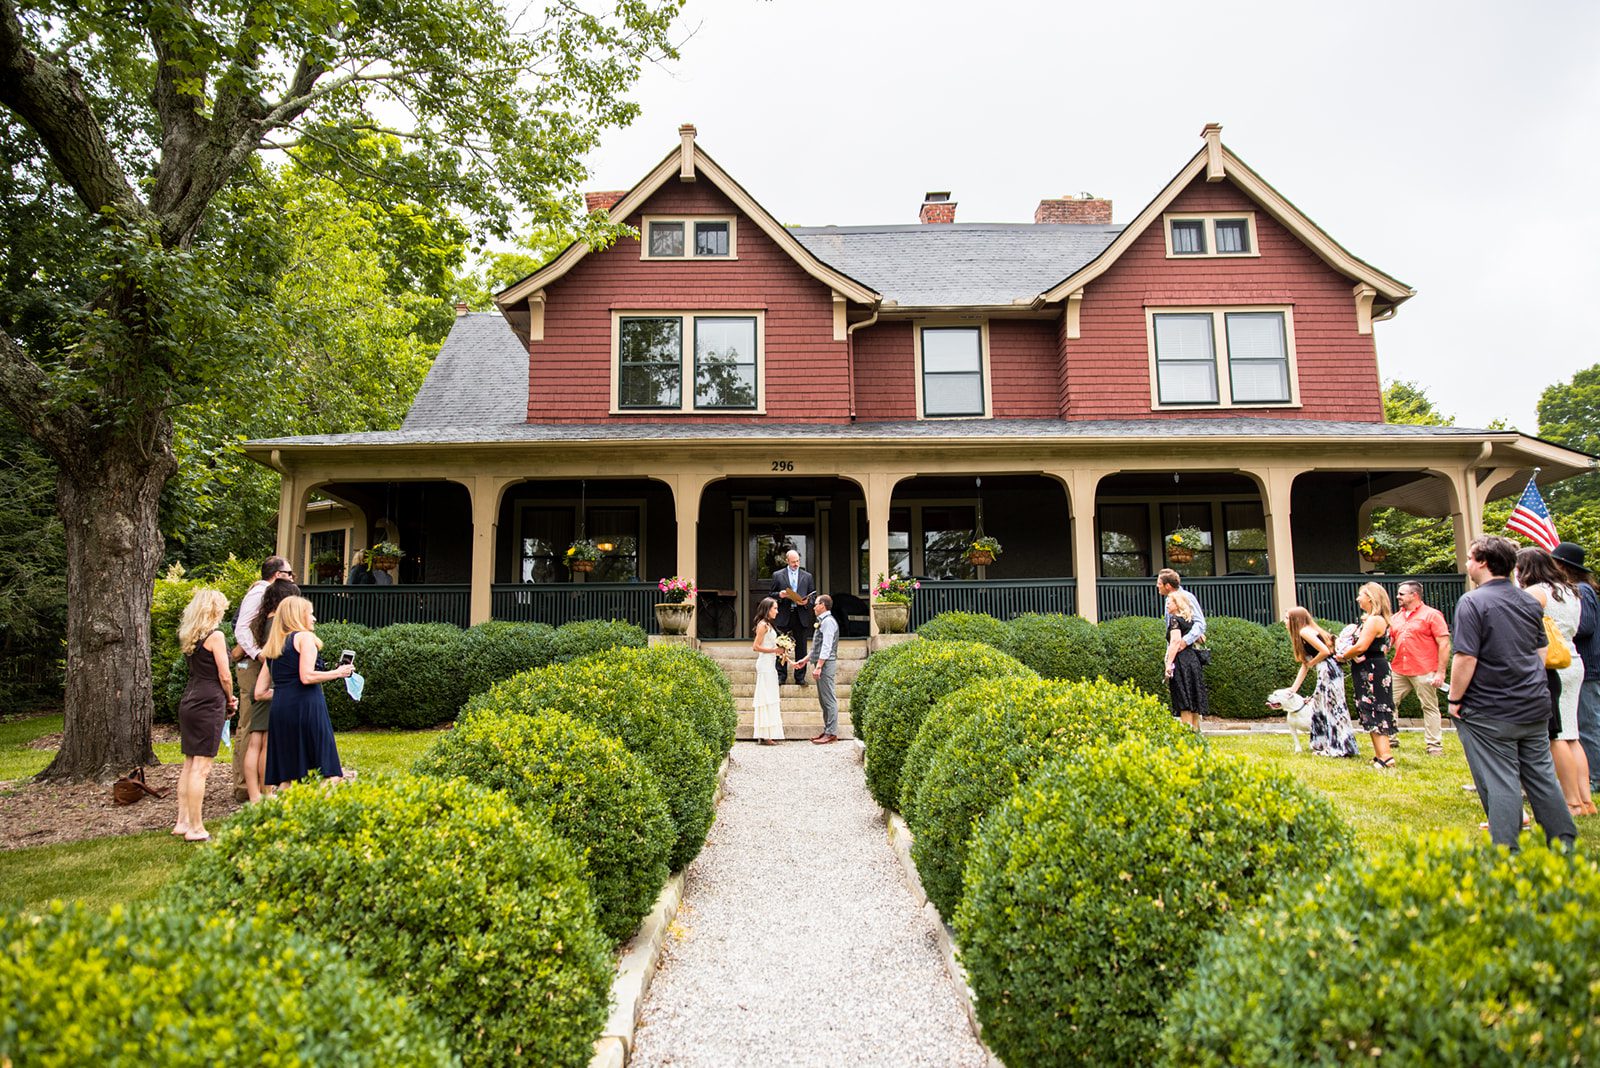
[751,597,784,745]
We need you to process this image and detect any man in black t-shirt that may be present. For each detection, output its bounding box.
[1447,535,1576,849]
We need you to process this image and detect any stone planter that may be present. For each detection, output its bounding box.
[655,602,694,635]
[872,601,910,634]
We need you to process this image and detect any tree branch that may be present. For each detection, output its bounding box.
[0,322,86,466]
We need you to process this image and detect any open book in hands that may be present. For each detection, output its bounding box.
[779,588,816,606]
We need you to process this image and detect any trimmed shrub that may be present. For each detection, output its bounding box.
[467,659,717,869]
[896,679,1000,828]
[917,611,1015,657]
[1096,613,1169,697]
[315,621,374,730]
[954,739,1352,1067]
[551,618,647,662]
[1006,612,1107,682]
[414,708,675,944]
[849,638,928,743]
[172,775,610,1068]
[905,677,1196,917]
[1167,838,1600,1067]
[462,620,556,698]
[360,622,471,728]
[589,644,736,757]
[862,640,1035,810]
[0,902,451,1066]
[1200,615,1299,720]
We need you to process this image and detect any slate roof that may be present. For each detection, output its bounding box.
[790,223,1123,307]
[401,312,529,430]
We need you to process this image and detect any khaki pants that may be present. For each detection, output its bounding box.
[1392,671,1442,748]
[231,659,262,799]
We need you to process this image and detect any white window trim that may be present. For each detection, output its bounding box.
[512,498,649,582]
[610,309,766,415]
[639,214,739,260]
[912,320,993,420]
[1162,211,1260,259]
[1145,305,1301,410]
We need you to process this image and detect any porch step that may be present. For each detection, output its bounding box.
[727,682,853,699]
[697,638,868,662]
[718,663,863,686]
[736,711,855,741]
[734,696,853,715]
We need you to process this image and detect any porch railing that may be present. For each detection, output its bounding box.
[303,585,471,629]
[1295,573,1468,626]
[491,582,660,633]
[1097,575,1277,625]
[910,578,1077,629]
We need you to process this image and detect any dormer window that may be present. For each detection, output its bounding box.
[641,216,737,260]
[1163,212,1258,258]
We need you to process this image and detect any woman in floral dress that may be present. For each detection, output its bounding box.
[1284,606,1359,758]
[1339,582,1398,769]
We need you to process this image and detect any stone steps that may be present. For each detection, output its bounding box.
[727,682,853,699]
[697,638,862,740]
[736,710,855,741]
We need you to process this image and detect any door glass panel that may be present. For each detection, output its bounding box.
[1098,504,1149,577]
[749,527,813,628]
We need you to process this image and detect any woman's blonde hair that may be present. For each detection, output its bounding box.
[178,589,229,655]
[1358,581,1392,622]
[1165,592,1192,621]
[262,595,323,660]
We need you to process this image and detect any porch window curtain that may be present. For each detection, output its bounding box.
[1214,219,1249,254]
[1153,314,1219,404]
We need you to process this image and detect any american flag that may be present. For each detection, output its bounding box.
[1506,476,1560,551]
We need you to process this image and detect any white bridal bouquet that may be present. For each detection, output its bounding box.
[774,633,796,664]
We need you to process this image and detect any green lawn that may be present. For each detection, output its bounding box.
[0,713,64,781]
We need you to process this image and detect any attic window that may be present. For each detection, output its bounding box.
[1163,212,1259,259]
[641,216,737,260]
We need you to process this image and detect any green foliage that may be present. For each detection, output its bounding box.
[862,640,1036,810]
[315,622,374,731]
[588,644,737,757]
[916,611,1015,656]
[1006,613,1107,682]
[905,678,1194,918]
[172,775,610,1068]
[1097,614,1170,696]
[954,740,1352,1067]
[1200,616,1299,720]
[1167,837,1600,1066]
[414,708,674,944]
[850,639,929,743]
[0,415,66,709]
[551,618,649,662]
[360,623,471,729]
[0,902,452,1066]
[467,656,717,870]
[149,560,259,722]
[461,620,556,698]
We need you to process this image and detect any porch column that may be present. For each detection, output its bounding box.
[1254,466,1300,620]
[275,472,308,572]
[1438,466,1475,575]
[864,471,902,636]
[664,473,714,638]
[1048,468,1110,623]
[466,476,520,626]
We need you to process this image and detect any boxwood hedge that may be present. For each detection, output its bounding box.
[1006,612,1107,682]
[586,644,736,757]
[847,638,927,743]
[172,775,611,1068]
[1096,613,1169,698]
[896,678,1003,828]
[905,677,1194,917]
[413,708,675,944]
[1166,837,1600,1067]
[359,622,471,729]
[1199,615,1299,720]
[315,621,373,731]
[467,658,717,870]
[954,739,1352,1067]
[916,611,1016,657]
[862,640,1035,810]
[462,620,556,698]
[551,618,648,662]
[0,902,452,1067]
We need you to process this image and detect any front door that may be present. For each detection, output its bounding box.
[746,522,816,637]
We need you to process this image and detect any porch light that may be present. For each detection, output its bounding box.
[596,540,615,552]
[774,496,791,515]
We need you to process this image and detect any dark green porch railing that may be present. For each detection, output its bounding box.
[1097,576,1277,625]
[303,585,471,629]
[492,582,659,633]
[909,578,1077,629]
[1295,573,1468,626]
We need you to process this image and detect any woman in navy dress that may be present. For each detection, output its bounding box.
[255,595,352,787]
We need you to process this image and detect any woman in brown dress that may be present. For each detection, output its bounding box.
[174,588,237,841]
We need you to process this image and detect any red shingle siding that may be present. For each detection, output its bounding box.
[989,320,1060,418]
[852,322,916,420]
[1064,176,1384,422]
[529,181,850,424]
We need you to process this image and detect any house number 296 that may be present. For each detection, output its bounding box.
[770,460,795,472]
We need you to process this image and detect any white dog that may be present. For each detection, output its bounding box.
[1266,687,1314,753]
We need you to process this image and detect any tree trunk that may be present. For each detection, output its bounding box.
[39,442,174,781]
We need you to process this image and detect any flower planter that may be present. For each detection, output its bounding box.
[570,559,595,573]
[370,554,399,571]
[1360,548,1388,563]
[1167,547,1195,565]
[655,602,694,635]
[966,550,995,567]
[873,601,910,634]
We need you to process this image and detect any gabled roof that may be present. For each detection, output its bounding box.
[790,223,1122,307]
[1035,125,1415,310]
[494,127,879,320]
[402,312,528,430]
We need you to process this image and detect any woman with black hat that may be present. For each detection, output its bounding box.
[1553,541,1600,806]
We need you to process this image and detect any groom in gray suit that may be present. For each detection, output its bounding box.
[807,595,841,744]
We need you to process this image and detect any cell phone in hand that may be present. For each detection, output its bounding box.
[338,650,356,668]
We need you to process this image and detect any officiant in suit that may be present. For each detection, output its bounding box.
[770,548,815,685]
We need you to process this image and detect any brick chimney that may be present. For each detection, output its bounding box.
[919,191,956,224]
[584,190,627,214]
[454,301,470,316]
[1035,193,1112,225]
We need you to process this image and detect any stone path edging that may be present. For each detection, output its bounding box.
[590,756,732,1068]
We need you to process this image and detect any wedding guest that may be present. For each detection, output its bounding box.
[346,549,372,585]
[230,555,291,800]
[1516,547,1594,816]
[1285,606,1360,758]
[1551,542,1600,797]
[255,596,351,788]
[1389,581,1452,756]
[1338,582,1397,769]
[173,588,236,842]
[1163,592,1208,730]
[243,576,299,800]
[1155,568,1206,649]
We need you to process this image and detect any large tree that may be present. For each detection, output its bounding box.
[0,0,680,779]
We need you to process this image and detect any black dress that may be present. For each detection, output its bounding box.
[1351,629,1398,734]
[1166,614,1210,718]
[262,632,343,784]
[177,639,228,758]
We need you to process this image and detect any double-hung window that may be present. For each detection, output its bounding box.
[1148,307,1297,408]
[1164,213,1258,258]
[641,216,736,260]
[917,324,989,418]
[614,312,762,412]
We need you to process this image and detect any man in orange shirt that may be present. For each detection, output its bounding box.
[1390,580,1452,756]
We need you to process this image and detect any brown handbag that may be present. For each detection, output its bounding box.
[111,767,166,805]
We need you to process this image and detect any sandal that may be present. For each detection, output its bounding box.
[1370,757,1396,770]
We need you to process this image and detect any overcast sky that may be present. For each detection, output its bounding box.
[575,0,1600,431]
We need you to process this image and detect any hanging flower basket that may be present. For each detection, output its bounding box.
[565,540,601,572]
[1164,527,1205,566]
[1167,547,1195,565]
[966,536,1002,567]
[1357,536,1389,563]
[369,541,402,571]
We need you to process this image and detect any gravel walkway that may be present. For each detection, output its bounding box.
[630,741,990,1068]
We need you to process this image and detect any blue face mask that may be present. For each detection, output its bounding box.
[345,672,365,702]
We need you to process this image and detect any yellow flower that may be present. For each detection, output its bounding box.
[1172,534,1183,545]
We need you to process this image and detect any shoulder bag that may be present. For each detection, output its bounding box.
[1544,615,1573,670]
